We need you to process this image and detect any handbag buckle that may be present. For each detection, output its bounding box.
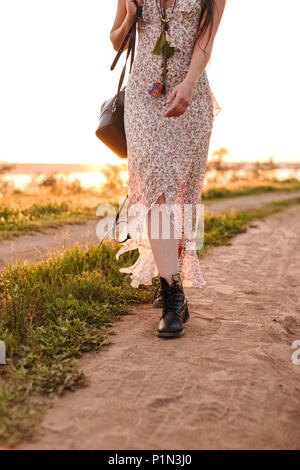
[112,97,117,114]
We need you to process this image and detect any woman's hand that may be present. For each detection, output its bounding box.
[164,78,196,118]
[126,0,143,21]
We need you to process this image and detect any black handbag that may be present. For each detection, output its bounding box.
[95,6,143,158]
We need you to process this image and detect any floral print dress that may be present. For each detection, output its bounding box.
[116,0,221,288]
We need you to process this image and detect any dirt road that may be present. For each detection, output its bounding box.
[20,203,300,450]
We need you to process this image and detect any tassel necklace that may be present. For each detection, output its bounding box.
[146,0,178,101]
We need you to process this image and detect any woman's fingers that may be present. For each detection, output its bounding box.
[164,106,177,117]
[164,98,187,118]
[135,0,143,7]
[165,107,184,117]
[164,88,180,117]
[165,84,191,117]
[166,87,177,105]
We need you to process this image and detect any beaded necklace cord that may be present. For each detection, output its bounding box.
[146,0,178,101]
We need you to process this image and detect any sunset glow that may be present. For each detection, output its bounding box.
[0,0,299,165]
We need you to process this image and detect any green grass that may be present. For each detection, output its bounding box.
[202,178,300,201]
[0,195,300,446]
[0,202,97,240]
[0,242,152,446]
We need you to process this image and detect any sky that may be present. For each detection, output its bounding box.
[0,0,299,165]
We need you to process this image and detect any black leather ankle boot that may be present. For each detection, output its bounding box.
[157,273,190,338]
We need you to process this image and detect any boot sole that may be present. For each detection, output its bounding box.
[157,328,185,338]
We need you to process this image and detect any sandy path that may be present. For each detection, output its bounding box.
[20,204,300,450]
[1,190,300,269]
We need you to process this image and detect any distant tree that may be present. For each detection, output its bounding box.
[252,159,263,179]
[211,148,229,172]
[0,164,15,174]
[0,180,12,196]
[68,179,83,194]
[40,175,57,187]
[266,156,276,170]
[252,157,277,180]
[99,164,127,201]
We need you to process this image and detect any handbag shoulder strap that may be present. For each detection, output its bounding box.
[110,6,142,97]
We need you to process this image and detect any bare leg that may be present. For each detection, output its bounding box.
[146,194,179,286]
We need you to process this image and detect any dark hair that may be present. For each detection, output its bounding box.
[196,0,216,51]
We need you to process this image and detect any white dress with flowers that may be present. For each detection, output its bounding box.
[116,0,221,288]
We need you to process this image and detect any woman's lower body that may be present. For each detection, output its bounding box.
[115,54,218,336]
[116,118,213,289]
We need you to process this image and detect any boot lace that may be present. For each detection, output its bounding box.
[161,280,184,319]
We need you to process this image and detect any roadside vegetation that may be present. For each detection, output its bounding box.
[0,203,96,240]
[202,178,300,201]
[1,168,300,240]
[1,195,300,446]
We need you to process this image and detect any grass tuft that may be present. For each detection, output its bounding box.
[202,179,300,201]
[0,242,151,446]
[0,202,97,240]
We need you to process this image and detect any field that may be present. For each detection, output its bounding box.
[1,162,300,240]
[0,162,300,449]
